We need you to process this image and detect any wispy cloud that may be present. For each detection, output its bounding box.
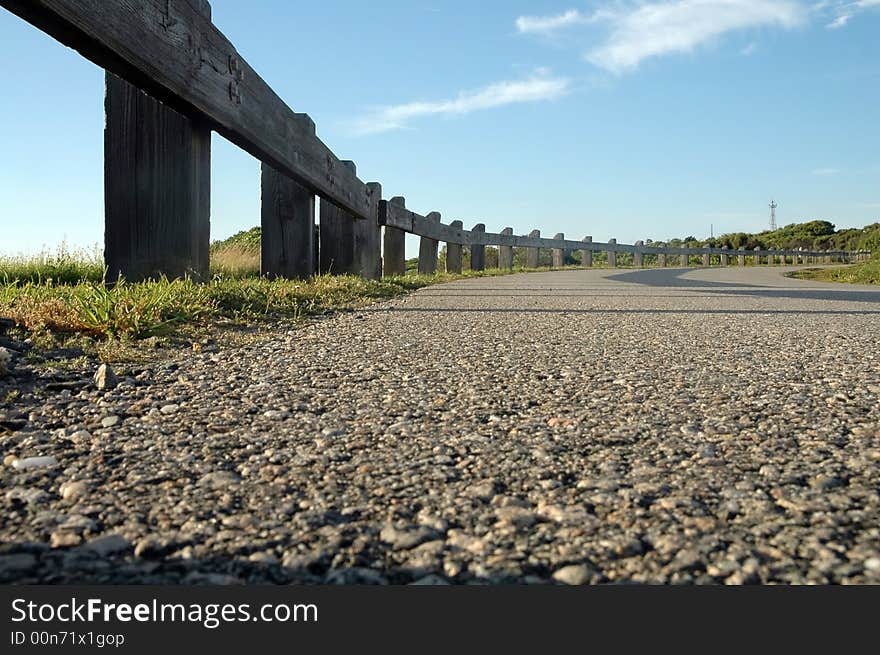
[741,41,759,55]
[826,0,880,28]
[588,1,805,73]
[515,9,595,34]
[350,71,571,135]
[516,1,807,74]
[812,167,840,175]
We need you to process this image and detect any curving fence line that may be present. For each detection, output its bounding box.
[1,0,870,282]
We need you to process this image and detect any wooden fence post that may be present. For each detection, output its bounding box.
[104,72,210,282]
[447,221,463,273]
[738,247,746,266]
[552,233,565,267]
[319,160,358,275]
[418,212,441,274]
[470,224,486,271]
[354,182,382,279]
[383,197,407,276]
[499,228,514,269]
[702,251,710,267]
[581,236,592,267]
[526,230,541,268]
[720,246,729,266]
[261,163,315,279]
[634,241,644,268]
[658,252,667,267]
[608,239,617,268]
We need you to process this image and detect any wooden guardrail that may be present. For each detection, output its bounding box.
[379,197,866,272]
[1,1,870,281]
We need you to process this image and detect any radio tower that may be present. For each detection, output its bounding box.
[769,200,778,231]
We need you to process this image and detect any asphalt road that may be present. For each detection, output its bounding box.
[2,266,879,584]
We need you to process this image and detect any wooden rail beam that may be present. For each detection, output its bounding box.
[0,0,377,219]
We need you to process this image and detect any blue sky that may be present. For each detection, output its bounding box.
[1,0,878,257]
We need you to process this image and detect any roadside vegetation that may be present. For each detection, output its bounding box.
[788,253,880,286]
[2,219,876,362]
[0,237,558,363]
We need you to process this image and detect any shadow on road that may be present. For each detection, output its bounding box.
[375,307,880,316]
[603,269,880,304]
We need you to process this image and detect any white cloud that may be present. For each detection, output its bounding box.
[824,0,880,27]
[741,41,759,54]
[516,9,591,34]
[350,72,571,135]
[584,1,806,74]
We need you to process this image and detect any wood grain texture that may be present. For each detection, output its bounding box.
[418,212,441,275]
[319,200,354,275]
[607,239,617,268]
[446,220,463,274]
[104,72,210,282]
[470,224,486,271]
[260,163,314,279]
[526,230,540,269]
[580,236,592,268]
[552,234,564,268]
[1,0,376,218]
[353,182,381,280]
[381,197,406,277]
[633,241,644,268]
[498,228,514,269]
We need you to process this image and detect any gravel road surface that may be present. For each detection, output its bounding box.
[2,266,879,584]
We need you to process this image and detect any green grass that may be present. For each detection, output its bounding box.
[788,256,880,285]
[0,244,104,285]
[0,245,568,358]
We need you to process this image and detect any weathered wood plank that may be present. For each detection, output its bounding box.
[470,224,486,271]
[634,241,644,268]
[381,197,407,277]
[319,162,357,275]
[498,228,514,269]
[377,201,846,260]
[104,72,210,282]
[526,230,540,268]
[1,0,376,219]
[552,234,564,268]
[446,221,463,274]
[353,182,382,280]
[261,163,314,279]
[418,212,441,275]
[607,239,617,268]
[580,236,592,268]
